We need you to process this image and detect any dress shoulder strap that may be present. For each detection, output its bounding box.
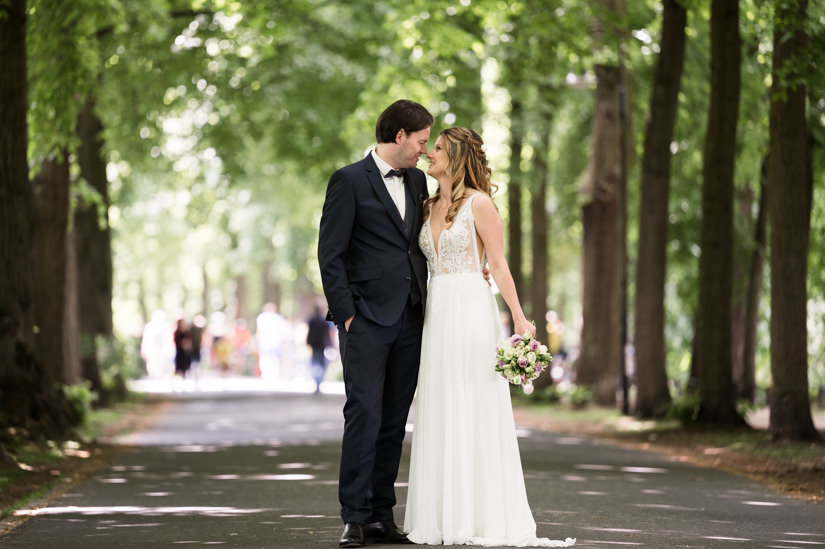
[464,193,485,270]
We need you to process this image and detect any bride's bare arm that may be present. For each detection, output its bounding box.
[472,195,535,337]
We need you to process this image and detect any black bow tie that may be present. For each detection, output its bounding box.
[385,168,406,178]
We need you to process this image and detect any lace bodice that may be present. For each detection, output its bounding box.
[419,193,486,278]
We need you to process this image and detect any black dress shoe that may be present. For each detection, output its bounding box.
[364,520,412,544]
[339,523,365,548]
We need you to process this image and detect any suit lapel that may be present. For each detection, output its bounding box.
[403,175,419,241]
[364,156,408,239]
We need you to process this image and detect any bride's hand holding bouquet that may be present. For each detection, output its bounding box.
[495,320,552,387]
[513,318,535,339]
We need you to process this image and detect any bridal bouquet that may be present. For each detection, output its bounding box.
[495,329,552,386]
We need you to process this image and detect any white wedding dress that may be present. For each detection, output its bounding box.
[404,194,575,547]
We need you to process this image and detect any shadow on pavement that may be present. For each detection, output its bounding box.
[2,382,824,548]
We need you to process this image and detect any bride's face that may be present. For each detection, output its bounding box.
[426,135,449,179]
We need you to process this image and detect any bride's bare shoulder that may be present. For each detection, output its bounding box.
[467,191,495,211]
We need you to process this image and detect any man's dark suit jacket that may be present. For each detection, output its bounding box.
[318,153,428,327]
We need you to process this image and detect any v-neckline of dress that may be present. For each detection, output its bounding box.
[428,195,475,257]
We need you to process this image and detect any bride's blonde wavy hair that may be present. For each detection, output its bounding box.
[423,127,497,228]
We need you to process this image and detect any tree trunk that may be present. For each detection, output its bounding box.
[64,226,82,384]
[695,0,747,427]
[0,0,37,428]
[235,275,248,321]
[75,97,112,399]
[530,118,550,327]
[27,104,80,395]
[75,99,113,326]
[577,63,624,407]
[0,0,33,365]
[576,0,629,407]
[508,98,524,322]
[617,62,632,416]
[201,265,209,317]
[731,186,751,399]
[32,155,75,384]
[0,0,73,436]
[767,0,820,442]
[138,277,148,326]
[263,261,281,309]
[633,0,686,417]
[739,158,767,402]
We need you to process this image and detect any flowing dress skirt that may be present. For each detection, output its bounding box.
[404,273,575,547]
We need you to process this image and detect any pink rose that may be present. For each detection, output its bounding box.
[510,334,523,345]
[517,357,528,367]
[529,339,540,351]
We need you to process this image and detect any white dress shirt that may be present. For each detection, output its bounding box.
[371,149,406,221]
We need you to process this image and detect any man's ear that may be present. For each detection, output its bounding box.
[395,128,405,144]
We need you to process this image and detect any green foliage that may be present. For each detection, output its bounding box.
[95,335,142,401]
[568,384,593,408]
[62,381,98,425]
[528,384,563,405]
[517,383,594,409]
[667,392,701,426]
[27,0,114,167]
[98,0,440,320]
[736,397,757,419]
[17,0,825,408]
[71,178,108,230]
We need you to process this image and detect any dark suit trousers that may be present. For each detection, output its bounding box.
[337,298,423,524]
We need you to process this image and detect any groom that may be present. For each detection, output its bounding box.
[318,99,432,548]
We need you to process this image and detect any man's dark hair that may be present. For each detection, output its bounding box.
[375,99,434,144]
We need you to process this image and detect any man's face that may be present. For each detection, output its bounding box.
[397,127,431,169]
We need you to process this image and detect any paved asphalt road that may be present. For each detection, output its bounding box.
[1,380,823,548]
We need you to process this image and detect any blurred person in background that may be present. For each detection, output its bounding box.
[232,318,253,375]
[141,310,173,378]
[256,302,289,379]
[173,317,193,379]
[545,310,566,359]
[306,304,334,393]
[189,314,207,374]
[209,310,233,375]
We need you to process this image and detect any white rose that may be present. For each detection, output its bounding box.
[539,345,548,354]
[504,347,515,360]
[527,352,537,365]
[515,347,525,357]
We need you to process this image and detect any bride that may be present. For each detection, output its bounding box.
[403,127,575,547]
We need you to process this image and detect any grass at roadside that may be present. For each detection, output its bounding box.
[0,395,163,524]
[513,403,825,503]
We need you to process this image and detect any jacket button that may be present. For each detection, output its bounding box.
[405,276,411,281]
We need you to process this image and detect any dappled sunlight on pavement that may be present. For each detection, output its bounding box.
[3,389,825,548]
[16,505,272,517]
